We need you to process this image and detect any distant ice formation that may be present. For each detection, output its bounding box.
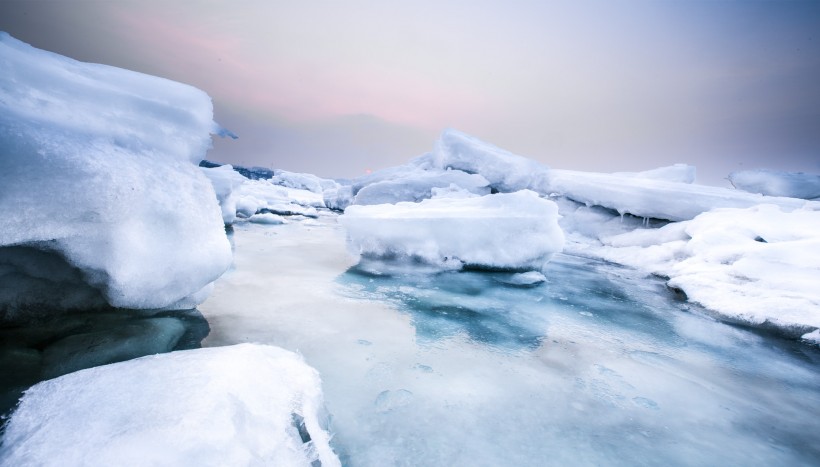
[729,169,820,200]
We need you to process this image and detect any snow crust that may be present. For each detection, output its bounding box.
[0,33,231,315]
[729,169,820,200]
[0,343,340,467]
[339,190,564,272]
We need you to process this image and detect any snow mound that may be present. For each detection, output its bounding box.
[597,204,820,335]
[729,169,820,200]
[546,169,817,221]
[0,32,231,316]
[338,190,564,272]
[0,343,340,467]
[432,129,550,193]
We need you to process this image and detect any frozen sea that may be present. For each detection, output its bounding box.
[198,217,820,466]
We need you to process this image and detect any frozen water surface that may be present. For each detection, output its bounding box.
[199,218,820,466]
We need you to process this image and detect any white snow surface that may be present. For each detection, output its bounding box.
[0,33,231,314]
[594,205,820,334]
[271,169,339,194]
[729,169,820,200]
[546,169,818,221]
[0,343,341,467]
[339,190,564,272]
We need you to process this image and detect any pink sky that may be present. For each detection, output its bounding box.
[1,0,818,183]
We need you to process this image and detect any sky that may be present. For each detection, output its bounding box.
[1,0,818,185]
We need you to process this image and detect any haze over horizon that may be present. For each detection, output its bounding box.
[2,0,818,186]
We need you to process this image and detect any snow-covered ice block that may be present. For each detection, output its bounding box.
[432,129,550,193]
[352,169,490,205]
[729,169,820,200]
[597,205,820,335]
[0,343,340,467]
[0,33,231,315]
[546,169,817,221]
[339,190,564,272]
[248,213,286,225]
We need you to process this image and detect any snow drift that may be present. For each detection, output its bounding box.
[0,32,232,317]
[0,343,341,467]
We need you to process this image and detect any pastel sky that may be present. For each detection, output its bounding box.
[2,0,819,185]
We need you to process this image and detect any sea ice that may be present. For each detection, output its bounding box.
[351,168,490,206]
[729,169,820,200]
[0,344,340,467]
[0,32,231,316]
[338,190,564,272]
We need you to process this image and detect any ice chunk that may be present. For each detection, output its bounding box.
[0,33,231,314]
[339,190,564,272]
[324,184,355,211]
[498,271,548,286]
[729,169,820,200]
[432,128,550,193]
[546,169,817,221]
[613,163,696,184]
[248,213,286,225]
[352,169,490,205]
[0,344,340,467]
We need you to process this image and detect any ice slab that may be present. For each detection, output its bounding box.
[547,169,818,221]
[0,344,340,467]
[338,190,564,272]
[351,168,490,206]
[0,32,231,314]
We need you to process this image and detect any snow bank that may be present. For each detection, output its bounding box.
[0,33,231,316]
[596,205,820,337]
[338,190,564,272]
[729,169,820,200]
[546,169,817,221]
[432,129,550,193]
[0,343,340,467]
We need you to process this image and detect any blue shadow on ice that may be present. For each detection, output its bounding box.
[337,253,686,352]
